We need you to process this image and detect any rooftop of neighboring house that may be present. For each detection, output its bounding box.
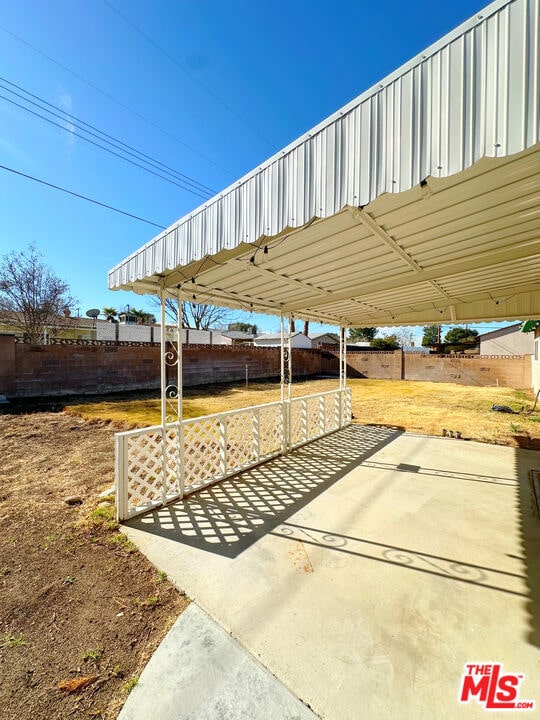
[310,332,340,343]
[221,330,256,340]
[254,332,304,340]
[478,323,526,340]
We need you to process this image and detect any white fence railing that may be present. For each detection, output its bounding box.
[116,388,352,520]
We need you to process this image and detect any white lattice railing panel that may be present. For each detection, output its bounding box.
[342,387,352,426]
[325,392,340,433]
[306,394,323,440]
[183,417,223,491]
[126,431,163,509]
[289,400,305,448]
[119,426,182,517]
[258,403,283,457]
[226,410,256,470]
[116,388,352,520]
[163,426,181,496]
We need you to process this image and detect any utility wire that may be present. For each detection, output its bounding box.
[103,0,277,150]
[0,77,216,197]
[0,93,212,200]
[0,22,235,177]
[0,163,166,229]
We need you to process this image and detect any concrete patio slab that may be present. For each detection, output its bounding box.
[123,425,540,720]
[118,603,317,720]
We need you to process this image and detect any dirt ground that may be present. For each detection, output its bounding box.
[0,410,189,720]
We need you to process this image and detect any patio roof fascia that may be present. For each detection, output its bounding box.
[108,0,540,328]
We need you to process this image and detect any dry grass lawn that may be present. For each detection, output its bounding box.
[67,378,540,448]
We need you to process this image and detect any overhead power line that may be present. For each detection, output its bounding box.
[0,163,167,229]
[0,22,235,177]
[0,91,213,200]
[0,77,216,200]
[103,0,278,151]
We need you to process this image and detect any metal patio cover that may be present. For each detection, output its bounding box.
[109,0,540,328]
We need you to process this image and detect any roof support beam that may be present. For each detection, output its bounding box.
[428,279,454,302]
[183,282,284,314]
[352,208,423,272]
[342,288,540,326]
[239,260,334,297]
[282,239,540,311]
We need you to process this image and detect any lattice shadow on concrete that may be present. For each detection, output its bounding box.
[126,424,400,558]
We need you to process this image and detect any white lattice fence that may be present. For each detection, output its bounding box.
[116,425,180,519]
[116,389,351,520]
[183,417,222,491]
[289,389,348,450]
[342,387,352,426]
[258,403,283,456]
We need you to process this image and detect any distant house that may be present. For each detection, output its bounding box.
[533,327,540,394]
[310,332,339,346]
[252,332,312,349]
[479,324,535,355]
[220,330,255,346]
[0,312,99,342]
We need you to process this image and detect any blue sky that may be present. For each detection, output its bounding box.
[0,0,508,339]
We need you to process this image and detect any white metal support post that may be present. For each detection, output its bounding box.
[159,286,168,504]
[176,295,185,498]
[343,326,347,388]
[344,326,348,424]
[287,315,293,402]
[287,314,293,449]
[280,314,286,453]
[339,326,346,427]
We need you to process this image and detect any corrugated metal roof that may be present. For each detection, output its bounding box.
[109,0,540,328]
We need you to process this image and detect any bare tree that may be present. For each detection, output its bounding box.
[149,297,232,329]
[0,246,76,343]
[392,328,415,347]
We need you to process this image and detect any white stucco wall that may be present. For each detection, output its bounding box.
[479,326,534,355]
[532,330,540,394]
[253,334,312,349]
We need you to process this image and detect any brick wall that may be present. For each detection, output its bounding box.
[13,342,160,397]
[403,353,531,388]
[343,351,403,379]
[0,336,322,398]
[0,335,532,399]
[0,335,16,396]
[328,349,531,388]
[172,346,321,386]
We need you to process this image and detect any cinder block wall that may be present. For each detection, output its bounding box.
[2,337,322,398]
[13,342,160,396]
[172,346,321,386]
[1,335,532,399]
[326,348,531,388]
[403,354,531,388]
[344,351,402,379]
[0,334,16,396]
